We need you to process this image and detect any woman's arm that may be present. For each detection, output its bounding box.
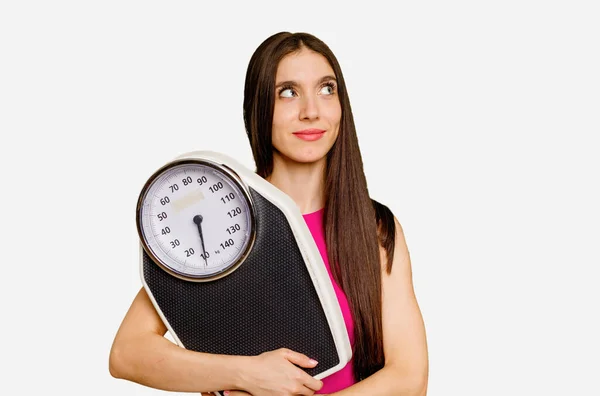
[109,287,323,395]
[109,287,249,392]
[324,216,429,395]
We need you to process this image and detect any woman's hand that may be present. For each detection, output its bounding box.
[234,348,323,396]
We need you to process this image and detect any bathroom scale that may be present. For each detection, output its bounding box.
[136,150,352,395]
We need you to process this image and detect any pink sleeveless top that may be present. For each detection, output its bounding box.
[302,208,356,392]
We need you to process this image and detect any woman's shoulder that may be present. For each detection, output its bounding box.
[371,198,396,239]
[370,198,401,273]
[371,198,394,222]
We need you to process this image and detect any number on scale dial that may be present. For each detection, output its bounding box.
[137,161,255,281]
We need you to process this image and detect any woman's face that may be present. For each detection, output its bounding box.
[272,47,341,164]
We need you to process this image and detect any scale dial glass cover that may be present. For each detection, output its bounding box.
[137,160,255,281]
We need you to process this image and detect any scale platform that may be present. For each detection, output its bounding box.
[139,150,352,394]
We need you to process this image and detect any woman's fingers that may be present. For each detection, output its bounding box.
[281,348,318,369]
[278,349,323,392]
[303,374,323,392]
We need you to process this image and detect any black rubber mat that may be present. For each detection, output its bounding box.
[143,187,339,376]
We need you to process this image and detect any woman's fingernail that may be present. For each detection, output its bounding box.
[310,359,318,365]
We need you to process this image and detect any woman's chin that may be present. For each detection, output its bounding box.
[285,148,329,164]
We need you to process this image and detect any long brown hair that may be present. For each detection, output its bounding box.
[243,31,397,381]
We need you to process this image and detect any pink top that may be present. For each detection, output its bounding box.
[302,208,356,392]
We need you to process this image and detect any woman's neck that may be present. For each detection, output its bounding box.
[266,152,326,215]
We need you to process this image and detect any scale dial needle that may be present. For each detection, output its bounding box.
[193,215,208,267]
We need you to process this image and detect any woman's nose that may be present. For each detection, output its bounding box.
[299,95,319,120]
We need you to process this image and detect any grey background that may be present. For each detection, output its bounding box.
[1,1,598,395]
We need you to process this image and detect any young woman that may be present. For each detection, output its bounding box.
[110,32,429,396]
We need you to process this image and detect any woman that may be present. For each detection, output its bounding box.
[110,31,429,396]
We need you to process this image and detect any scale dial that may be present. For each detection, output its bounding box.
[136,159,256,281]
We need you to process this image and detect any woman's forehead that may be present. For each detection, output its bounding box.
[275,49,335,84]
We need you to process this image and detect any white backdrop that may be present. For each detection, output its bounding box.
[1,1,598,395]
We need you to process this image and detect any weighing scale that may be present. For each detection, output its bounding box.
[136,150,352,395]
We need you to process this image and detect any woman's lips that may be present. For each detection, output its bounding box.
[293,129,326,141]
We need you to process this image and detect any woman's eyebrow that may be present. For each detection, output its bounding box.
[275,75,337,88]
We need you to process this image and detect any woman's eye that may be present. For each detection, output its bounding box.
[320,84,335,95]
[279,88,295,98]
